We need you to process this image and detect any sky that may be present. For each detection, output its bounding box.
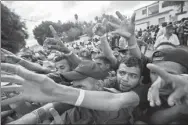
[2,1,156,47]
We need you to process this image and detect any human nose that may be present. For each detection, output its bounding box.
[122,74,129,81]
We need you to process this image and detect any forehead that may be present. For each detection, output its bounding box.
[118,63,140,75]
[153,61,183,74]
[56,59,69,65]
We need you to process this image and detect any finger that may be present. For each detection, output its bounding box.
[1,48,14,55]
[1,75,24,84]
[147,88,152,101]
[108,22,120,29]
[130,12,136,25]
[49,108,63,124]
[49,25,59,39]
[147,63,172,83]
[116,11,125,21]
[111,30,131,38]
[150,101,155,107]
[1,85,23,93]
[44,38,58,46]
[168,88,185,106]
[48,45,60,51]
[1,63,46,83]
[152,77,162,106]
[1,94,23,106]
[109,15,121,25]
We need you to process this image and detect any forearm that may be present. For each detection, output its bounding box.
[128,36,141,59]
[100,36,117,67]
[53,84,138,111]
[18,59,51,74]
[67,53,82,69]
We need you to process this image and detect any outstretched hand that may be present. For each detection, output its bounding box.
[1,63,59,106]
[147,63,188,106]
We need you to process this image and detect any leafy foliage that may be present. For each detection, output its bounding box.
[1,3,28,54]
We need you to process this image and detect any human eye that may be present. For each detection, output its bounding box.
[60,66,65,69]
[119,71,126,76]
[130,74,137,79]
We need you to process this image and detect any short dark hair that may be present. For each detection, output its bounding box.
[120,56,142,75]
[162,22,167,27]
[95,55,113,68]
[54,55,73,70]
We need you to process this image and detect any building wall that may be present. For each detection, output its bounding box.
[135,1,188,30]
[135,12,170,30]
[135,7,148,20]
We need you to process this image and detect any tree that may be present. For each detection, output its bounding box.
[162,1,185,13]
[74,14,78,21]
[95,16,99,22]
[1,3,28,54]
[67,27,82,41]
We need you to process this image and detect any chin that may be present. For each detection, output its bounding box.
[120,87,130,92]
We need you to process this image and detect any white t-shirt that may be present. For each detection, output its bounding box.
[154,34,180,48]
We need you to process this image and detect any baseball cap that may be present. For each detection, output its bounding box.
[152,48,188,70]
[166,23,174,29]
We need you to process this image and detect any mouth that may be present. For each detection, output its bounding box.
[120,81,131,89]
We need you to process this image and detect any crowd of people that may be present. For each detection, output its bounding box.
[1,11,188,125]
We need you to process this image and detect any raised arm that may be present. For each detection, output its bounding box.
[44,25,82,67]
[100,35,118,69]
[1,63,139,111]
[106,11,141,59]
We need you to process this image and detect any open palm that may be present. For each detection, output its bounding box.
[1,63,59,106]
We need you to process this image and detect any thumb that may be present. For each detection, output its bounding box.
[168,88,185,106]
[49,108,63,124]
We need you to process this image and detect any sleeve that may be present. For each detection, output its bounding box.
[132,84,150,109]
[174,34,180,46]
[141,54,152,84]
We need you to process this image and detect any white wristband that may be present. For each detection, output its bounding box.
[75,89,85,106]
[64,51,73,56]
[128,44,137,49]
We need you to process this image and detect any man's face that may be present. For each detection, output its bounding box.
[117,63,141,92]
[43,61,55,71]
[55,59,71,73]
[150,61,184,84]
[72,77,101,90]
[91,52,98,59]
[166,27,173,35]
[95,58,110,71]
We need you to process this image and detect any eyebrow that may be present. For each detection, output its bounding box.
[118,70,138,75]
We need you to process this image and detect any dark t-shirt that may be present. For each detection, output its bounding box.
[141,54,152,84]
[101,76,150,122]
